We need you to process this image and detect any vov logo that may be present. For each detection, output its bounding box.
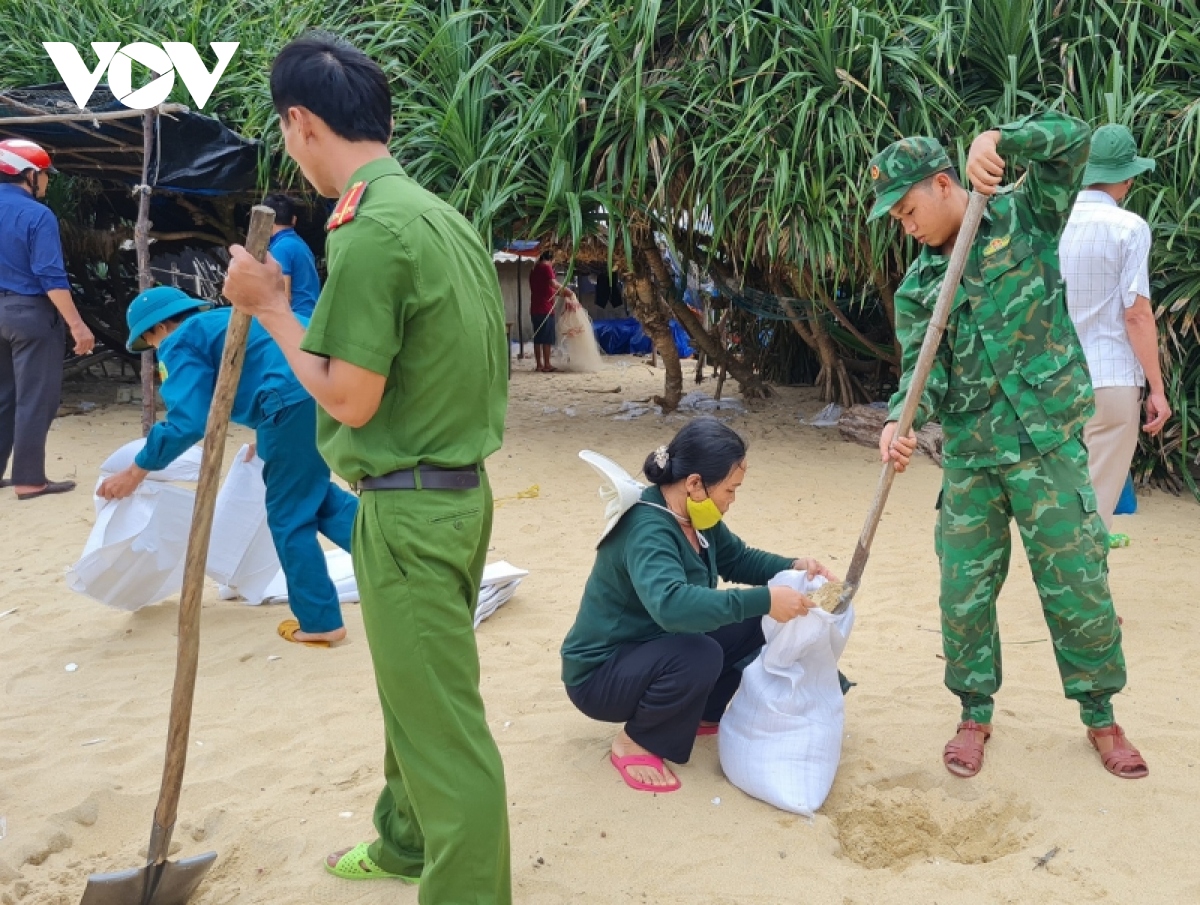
[42,42,239,111]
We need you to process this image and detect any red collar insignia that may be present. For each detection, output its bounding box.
[326,181,367,232]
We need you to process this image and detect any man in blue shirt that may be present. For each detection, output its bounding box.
[97,286,357,646]
[263,193,322,317]
[0,139,95,499]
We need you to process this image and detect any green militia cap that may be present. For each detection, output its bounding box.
[867,136,953,222]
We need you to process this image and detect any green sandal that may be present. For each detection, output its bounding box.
[1108,533,1131,549]
[325,842,419,883]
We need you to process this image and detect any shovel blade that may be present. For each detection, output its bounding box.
[80,851,217,905]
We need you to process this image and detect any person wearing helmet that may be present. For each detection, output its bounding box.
[0,138,95,499]
[96,286,358,646]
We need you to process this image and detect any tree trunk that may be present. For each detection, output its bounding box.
[776,269,868,406]
[626,271,684,412]
[872,270,902,368]
[638,247,770,399]
[837,404,943,466]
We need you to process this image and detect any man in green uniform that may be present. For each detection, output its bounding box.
[869,111,1148,780]
[223,34,512,901]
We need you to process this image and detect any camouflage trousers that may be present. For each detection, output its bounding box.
[935,435,1124,728]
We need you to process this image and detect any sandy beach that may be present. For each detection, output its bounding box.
[2,356,1199,905]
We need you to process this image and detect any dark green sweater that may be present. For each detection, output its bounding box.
[561,486,794,686]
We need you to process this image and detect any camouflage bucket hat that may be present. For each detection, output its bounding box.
[866,136,952,222]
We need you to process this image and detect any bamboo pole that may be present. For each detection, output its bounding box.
[0,103,187,125]
[136,108,159,436]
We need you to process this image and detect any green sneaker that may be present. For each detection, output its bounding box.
[1108,533,1131,549]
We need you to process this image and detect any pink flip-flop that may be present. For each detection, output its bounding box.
[610,752,681,793]
[696,724,719,737]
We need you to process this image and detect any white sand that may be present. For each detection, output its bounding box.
[2,355,1199,904]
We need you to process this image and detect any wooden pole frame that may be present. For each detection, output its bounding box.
[136,108,160,436]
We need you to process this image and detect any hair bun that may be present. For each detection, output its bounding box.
[642,445,673,484]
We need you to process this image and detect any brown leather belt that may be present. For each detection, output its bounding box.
[355,464,479,492]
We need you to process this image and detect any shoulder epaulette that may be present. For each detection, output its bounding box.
[326,181,367,232]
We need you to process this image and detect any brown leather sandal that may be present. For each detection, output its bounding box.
[943,720,992,778]
[1087,724,1148,779]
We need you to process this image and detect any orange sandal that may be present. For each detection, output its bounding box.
[943,720,992,778]
[1087,724,1148,779]
[277,619,330,648]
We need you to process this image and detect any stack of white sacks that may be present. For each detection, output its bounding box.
[67,439,527,628]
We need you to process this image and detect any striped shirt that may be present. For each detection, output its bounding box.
[1059,190,1151,388]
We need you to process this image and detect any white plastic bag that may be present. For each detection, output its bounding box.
[718,570,855,817]
[207,445,282,604]
[557,303,604,373]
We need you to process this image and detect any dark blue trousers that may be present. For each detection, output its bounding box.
[257,397,358,633]
[0,294,65,486]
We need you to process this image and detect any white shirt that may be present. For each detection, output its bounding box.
[1059,190,1151,388]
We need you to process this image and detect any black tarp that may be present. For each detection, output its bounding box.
[0,84,260,194]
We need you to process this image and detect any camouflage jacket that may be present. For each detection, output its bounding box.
[887,111,1095,470]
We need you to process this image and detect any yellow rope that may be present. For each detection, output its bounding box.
[493,484,540,508]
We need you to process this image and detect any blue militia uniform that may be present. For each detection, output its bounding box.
[268,228,322,318]
[136,307,357,631]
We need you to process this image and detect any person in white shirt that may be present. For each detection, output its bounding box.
[1059,124,1170,548]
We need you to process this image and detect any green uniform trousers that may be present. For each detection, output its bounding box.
[935,435,1125,728]
[353,471,512,904]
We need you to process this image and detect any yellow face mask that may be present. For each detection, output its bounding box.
[686,494,723,531]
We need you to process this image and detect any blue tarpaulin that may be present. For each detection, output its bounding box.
[1114,473,1138,515]
[593,317,693,357]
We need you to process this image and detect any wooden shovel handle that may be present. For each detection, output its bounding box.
[146,205,276,865]
[833,191,989,614]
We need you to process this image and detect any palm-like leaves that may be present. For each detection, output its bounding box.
[2,0,1197,493]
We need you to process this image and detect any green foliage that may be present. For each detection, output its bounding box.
[2,0,1197,495]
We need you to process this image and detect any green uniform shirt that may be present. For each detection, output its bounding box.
[300,158,508,481]
[560,486,794,686]
[887,112,1095,470]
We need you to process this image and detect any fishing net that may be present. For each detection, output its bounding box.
[557,302,605,372]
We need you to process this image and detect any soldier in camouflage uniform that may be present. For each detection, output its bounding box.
[868,111,1148,780]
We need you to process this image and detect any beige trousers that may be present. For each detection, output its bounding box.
[1082,386,1142,531]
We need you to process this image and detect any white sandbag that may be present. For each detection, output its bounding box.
[71,439,529,623]
[66,440,205,611]
[206,445,282,604]
[557,303,604,373]
[718,570,855,818]
[258,552,528,629]
[99,438,204,482]
[260,548,359,605]
[67,460,200,613]
[474,560,529,627]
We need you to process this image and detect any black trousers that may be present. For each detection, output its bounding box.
[566,617,765,764]
[0,294,65,486]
